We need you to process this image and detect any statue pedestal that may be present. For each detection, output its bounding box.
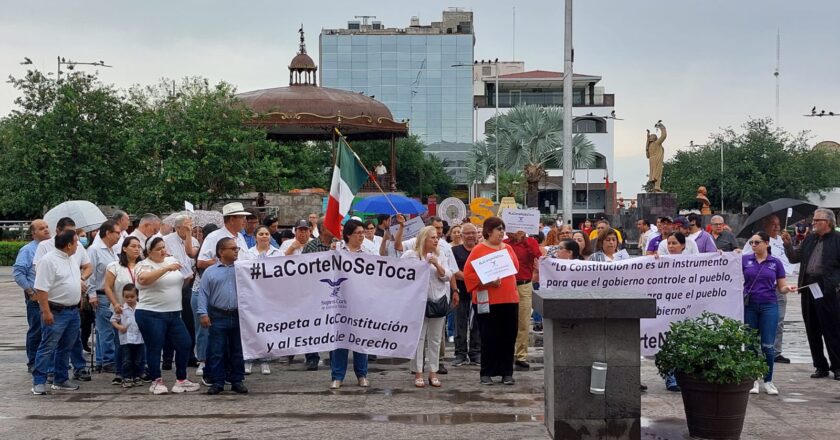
[636,192,677,222]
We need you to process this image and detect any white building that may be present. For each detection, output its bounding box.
[472,61,618,220]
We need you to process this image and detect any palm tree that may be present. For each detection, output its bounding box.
[466,140,496,191]
[487,105,596,207]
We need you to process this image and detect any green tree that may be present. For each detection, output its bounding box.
[466,140,496,187]
[0,69,138,217]
[498,170,526,205]
[662,118,840,211]
[117,78,284,212]
[485,105,596,207]
[345,135,453,200]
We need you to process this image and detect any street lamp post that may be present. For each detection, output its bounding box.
[57,56,112,80]
[561,0,574,225]
[453,60,500,202]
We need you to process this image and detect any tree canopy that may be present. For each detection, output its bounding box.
[0,69,450,217]
[662,118,840,211]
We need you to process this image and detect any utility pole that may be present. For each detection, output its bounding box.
[561,0,574,225]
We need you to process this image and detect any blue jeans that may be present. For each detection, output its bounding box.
[665,371,677,388]
[745,301,778,382]
[135,310,191,381]
[446,310,456,337]
[330,349,367,381]
[32,307,80,386]
[121,343,145,379]
[24,295,42,368]
[191,291,209,361]
[532,282,543,324]
[94,294,116,368]
[206,310,245,386]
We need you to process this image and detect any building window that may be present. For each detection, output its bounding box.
[573,117,606,133]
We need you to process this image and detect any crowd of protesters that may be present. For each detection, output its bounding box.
[12,201,840,398]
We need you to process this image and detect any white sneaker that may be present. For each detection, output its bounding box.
[196,362,204,377]
[171,379,201,393]
[749,380,760,394]
[260,362,271,375]
[764,381,779,395]
[149,379,168,395]
[244,362,252,375]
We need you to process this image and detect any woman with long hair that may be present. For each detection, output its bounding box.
[590,228,620,262]
[572,231,593,260]
[401,225,452,388]
[103,236,145,385]
[743,231,791,395]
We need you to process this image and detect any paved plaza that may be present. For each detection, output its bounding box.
[0,268,838,439]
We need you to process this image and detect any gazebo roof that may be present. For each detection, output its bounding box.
[237,27,408,141]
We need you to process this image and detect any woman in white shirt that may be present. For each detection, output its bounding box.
[243,225,280,375]
[102,236,144,383]
[246,226,281,259]
[134,237,200,395]
[401,225,452,388]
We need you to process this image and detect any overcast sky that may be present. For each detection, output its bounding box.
[2,1,838,196]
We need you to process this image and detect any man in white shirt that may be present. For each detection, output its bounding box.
[128,213,162,251]
[280,219,312,256]
[657,216,700,255]
[637,219,656,254]
[31,230,84,394]
[34,218,92,277]
[742,214,796,363]
[87,220,122,377]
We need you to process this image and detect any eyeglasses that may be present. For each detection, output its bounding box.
[352,231,365,236]
[748,240,764,246]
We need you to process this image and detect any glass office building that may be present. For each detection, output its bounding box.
[320,13,475,184]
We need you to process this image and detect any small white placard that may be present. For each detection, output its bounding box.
[501,208,540,235]
[786,207,793,218]
[807,283,823,299]
[184,201,195,213]
[389,216,424,240]
[470,249,518,285]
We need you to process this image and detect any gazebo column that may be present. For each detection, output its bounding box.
[390,135,397,192]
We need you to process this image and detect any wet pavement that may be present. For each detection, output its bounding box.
[1,267,838,439]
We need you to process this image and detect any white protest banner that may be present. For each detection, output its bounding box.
[235,251,430,360]
[501,208,540,235]
[471,249,518,285]
[539,252,744,356]
[389,215,424,240]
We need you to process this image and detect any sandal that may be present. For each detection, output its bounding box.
[414,377,426,388]
[429,376,442,387]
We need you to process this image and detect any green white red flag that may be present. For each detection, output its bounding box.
[324,137,370,238]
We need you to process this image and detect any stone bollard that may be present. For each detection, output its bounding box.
[534,290,656,440]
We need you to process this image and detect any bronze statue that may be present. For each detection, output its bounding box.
[696,186,712,215]
[646,121,666,192]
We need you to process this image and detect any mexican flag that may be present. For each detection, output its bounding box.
[324,137,370,238]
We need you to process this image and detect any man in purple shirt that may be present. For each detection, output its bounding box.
[646,217,672,255]
[687,213,718,253]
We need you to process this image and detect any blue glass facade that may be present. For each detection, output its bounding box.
[320,33,474,183]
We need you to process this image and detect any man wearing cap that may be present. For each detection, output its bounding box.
[13,219,51,373]
[657,216,699,255]
[280,219,312,256]
[646,217,671,256]
[31,230,85,394]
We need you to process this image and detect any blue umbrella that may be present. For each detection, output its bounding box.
[352,195,427,215]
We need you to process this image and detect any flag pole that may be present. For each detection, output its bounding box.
[334,128,402,216]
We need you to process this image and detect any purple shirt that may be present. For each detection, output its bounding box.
[692,230,718,253]
[742,254,785,304]
[646,234,663,253]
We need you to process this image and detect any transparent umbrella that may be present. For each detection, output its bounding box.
[162,210,224,228]
[44,200,107,233]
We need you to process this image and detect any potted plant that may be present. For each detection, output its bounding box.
[655,312,768,440]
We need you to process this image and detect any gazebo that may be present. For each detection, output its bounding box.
[236,28,408,191]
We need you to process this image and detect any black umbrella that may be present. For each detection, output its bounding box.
[735,198,818,238]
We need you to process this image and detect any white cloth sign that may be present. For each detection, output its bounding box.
[235,251,430,360]
[389,216,424,240]
[470,249,518,284]
[500,208,540,235]
[539,252,744,356]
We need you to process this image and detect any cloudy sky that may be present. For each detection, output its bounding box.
[2,1,838,195]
